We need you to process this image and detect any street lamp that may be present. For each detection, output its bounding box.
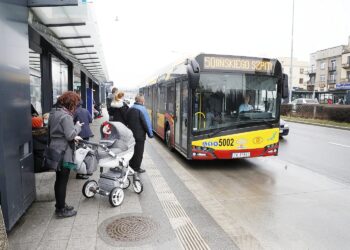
[289,0,295,103]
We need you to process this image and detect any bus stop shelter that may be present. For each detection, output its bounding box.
[0,0,109,231]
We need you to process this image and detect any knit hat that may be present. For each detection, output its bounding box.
[32,116,43,128]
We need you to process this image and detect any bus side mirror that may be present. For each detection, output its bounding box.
[186,59,200,89]
[282,74,289,99]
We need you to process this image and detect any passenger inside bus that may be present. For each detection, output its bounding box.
[205,106,222,128]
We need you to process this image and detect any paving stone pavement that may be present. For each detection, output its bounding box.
[7,109,237,250]
[0,206,8,250]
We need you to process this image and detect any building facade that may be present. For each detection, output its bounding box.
[278,57,309,90]
[308,37,350,92]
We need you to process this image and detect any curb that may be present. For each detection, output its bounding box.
[283,118,350,131]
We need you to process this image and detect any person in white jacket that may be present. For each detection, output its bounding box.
[110,91,129,125]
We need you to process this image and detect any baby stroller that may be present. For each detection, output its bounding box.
[79,121,143,207]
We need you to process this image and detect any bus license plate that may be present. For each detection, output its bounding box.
[232,152,250,158]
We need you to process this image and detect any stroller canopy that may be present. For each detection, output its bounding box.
[100,121,135,151]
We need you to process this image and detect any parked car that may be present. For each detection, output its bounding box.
[280,119,289,137]
[291,98,319,111]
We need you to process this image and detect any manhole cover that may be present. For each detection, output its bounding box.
[100,215,158,244]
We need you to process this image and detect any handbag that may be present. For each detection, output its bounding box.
[42,146,64,171]
[41,125,65,171]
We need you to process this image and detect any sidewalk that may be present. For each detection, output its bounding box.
[8,110,237,250]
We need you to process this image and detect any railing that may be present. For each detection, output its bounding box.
[328,66,336,71]
[306,69,316,75]
[327,79,336,84]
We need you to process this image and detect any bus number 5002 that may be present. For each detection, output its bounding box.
[218,138,234,146]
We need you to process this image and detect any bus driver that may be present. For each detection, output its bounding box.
[239,95,253,113]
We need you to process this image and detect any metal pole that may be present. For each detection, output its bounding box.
[289,0,295,103]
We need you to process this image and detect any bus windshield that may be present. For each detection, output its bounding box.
[193,72,278,132]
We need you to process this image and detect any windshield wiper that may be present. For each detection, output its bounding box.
[207,128,222,138]
[244,119,275,128]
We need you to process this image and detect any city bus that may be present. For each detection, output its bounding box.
[140,53,289,160]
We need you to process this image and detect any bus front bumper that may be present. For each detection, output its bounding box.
[192,144,278,160]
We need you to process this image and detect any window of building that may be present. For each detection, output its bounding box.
[320,62,325,70]
[330,74,336,81]
[311,64,316,72]
[330,60,336,70]
[299,78,303,84]
[320,75,325,82]
[310,76,315,84]
[347,71,350,80]
[299,68,304,74]
[51,55,68,105]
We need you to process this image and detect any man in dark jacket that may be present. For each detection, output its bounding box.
[126,94,153,173]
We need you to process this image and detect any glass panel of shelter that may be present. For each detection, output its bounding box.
[51,55,68,105]
[29,48,42,115]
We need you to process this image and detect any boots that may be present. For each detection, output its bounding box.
[55,207,77,218]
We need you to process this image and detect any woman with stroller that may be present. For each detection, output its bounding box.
[48,91,83,218]
[110,91,129,125]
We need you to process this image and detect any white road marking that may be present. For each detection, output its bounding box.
[328,142,350,148]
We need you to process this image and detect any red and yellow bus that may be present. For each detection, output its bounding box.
[140,54,288,160]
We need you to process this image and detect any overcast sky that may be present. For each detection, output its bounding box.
[94,0,350,89]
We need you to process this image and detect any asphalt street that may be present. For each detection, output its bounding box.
[148,122,350,250]
[278,122,350,184]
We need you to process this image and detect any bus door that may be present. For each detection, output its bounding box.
[152,85,157,128]
[175,80,188,153]
[175,81,181,148]
[180,81,189,152]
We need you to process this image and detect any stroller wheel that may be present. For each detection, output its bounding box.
[122,177,131,190]
[133,180,143,194]
[109,188,124,207]
[82,180,98,198]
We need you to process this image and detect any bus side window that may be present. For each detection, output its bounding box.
[167,85,175,114]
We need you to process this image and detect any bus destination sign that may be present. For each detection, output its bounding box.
[203,56,273,73]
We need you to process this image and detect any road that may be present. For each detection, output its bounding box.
[146,123,350,250]
[279,122,350,184]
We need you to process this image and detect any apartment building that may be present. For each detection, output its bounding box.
[278,57,309,90]
[308,36,350,92]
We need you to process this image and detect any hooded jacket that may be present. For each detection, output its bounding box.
[110,99,129,125]
[48,107,81,164]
